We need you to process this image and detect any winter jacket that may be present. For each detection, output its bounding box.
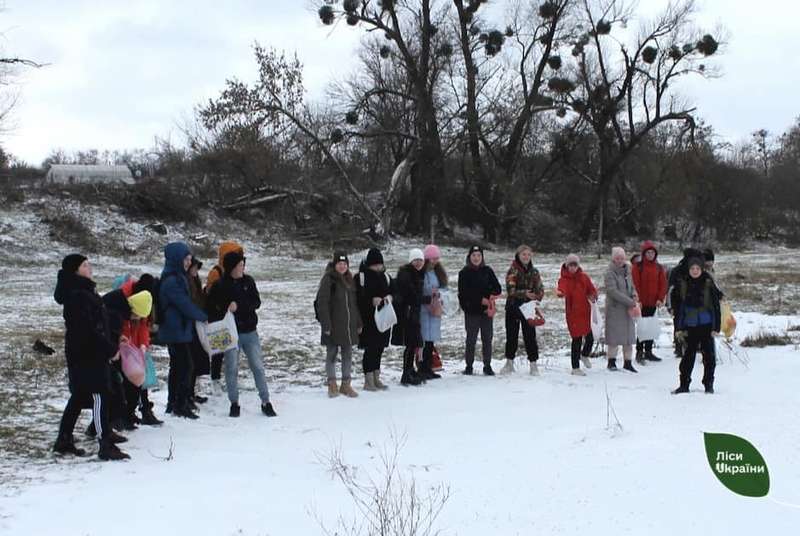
[54,271,117,393]
[356,268,393,350]
[604,262,638,346]
[119,278,152,347]
[458,257,502,316]
[420,269,444,343]
[671,272,722,332]
[632,241,668,308]
[205,241,243,292]
[557,264,598,338]
[158,242,208,344]
[391,264,425,348]
[316,264,362,347]
[102,289,134,351]
[206,273,262,334]
[505,257,544,312]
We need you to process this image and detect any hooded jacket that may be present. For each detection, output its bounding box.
[316,263,362,347]
[54,270,117,393]
[117,277,152,348]
[158,242,208,344]
[205,241,243,292]
[632,241,668,308]
[458,253,502,316]
[557,264,598,338]
[206,269,262,334]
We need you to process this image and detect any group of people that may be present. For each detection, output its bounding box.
[52,240,277,461]
[317,242,722,396]
[52,239,722,461]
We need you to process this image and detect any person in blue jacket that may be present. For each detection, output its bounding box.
[159,242,208,419]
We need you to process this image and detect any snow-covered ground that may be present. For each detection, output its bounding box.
[1,195,799,534]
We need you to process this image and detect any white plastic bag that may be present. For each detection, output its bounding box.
[439,289,457,316]
[590,301,603,340]
[636,316,661,341]
[519,300,539,320]
[374,302,398,333]
[196,312,239,355]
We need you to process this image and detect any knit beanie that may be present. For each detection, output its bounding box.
[333,252,349,265]
[468,245,483,256]
[365,248,384,267]
[408,248,425,263]
[688,257,705,270]
[134,274,155,294]
[423,244,441,261]
[127,291,153,318]
[223,251,245,274]
[565,253,580,265]
[61,254,88,274]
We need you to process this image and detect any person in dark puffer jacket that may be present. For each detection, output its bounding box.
[392,249,427,386]
[457,245,502,376]
[159,242,208,419]
[670,256,722,394]
[206,250,277,418]
[355,248,393,392]
[53,254,130,461]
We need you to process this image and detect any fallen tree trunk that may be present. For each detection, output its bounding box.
[222,193,289,210]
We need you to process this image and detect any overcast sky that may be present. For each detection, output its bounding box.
[1,0,797,165]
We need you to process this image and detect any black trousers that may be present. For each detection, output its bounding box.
[571,333,594,369]
[210,353,224,380]
[636,306,658,353]
[57,390,111,443]
[123,377,141,418]
[167,343,194,410]
[464,313,493,367]
[505,306,539,362]
[679,326,716,387]
[362,345,385,374]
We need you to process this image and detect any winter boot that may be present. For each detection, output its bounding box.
[261,402,277,417]
[374,370,389,391]
[193,395,209,404]
[635,349,647,365]
[570,368,586,377]
[339,379,359,398]
[53,437,87,457]
[229,403,241,417]
[140,403,163,426]
[645,351,662,362]
[529,361,540,376]
[174,404,199,420]
[672,383,690,395]
[462,365,474,376]
[363,372,378,392]
[607,358,618,371]
[500,359,515,375]
[107,429,128,444]
[623,360,638,373]
[703,382,715,394]
[401,369,423,386]
[483,364,495,376]
[98,440,130,461]
[327,379,340,398]
[581,356,592,369]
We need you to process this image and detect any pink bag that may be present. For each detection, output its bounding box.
[628,304,642,319]
[119,342,146,387]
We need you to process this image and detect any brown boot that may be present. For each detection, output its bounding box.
[374,370,389,391]
[363,372,378,392]
[339,379,359,398]
[327,379,339,398]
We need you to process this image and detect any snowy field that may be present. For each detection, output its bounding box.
[1,197,799,534]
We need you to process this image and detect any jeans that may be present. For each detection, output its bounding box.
[326,344,353,381]
[464,313,493,367]
[224,330,271,405]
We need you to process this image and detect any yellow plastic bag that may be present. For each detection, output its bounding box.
[721,302,736,339]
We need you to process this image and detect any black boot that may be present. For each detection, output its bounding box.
[140,402,163,426]
[645,351,662,362]
[703,382,714,394]
[607,358,618,371]
[53,437,87,457]
[261,402,277,417]
[462,365,473,375]
[174,404,199,419]
[98,439,130,461]
[635,346,646,365]
[108,429,128,444]
[400,370,422,386]
[672,383,690,395]
[623,360,638,373]
[483,364,495,376]
[229,403,241,418]
[194,395,209,404]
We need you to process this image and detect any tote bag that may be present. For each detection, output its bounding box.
[196,312,239,356]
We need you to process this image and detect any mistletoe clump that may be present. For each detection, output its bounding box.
[595,19,612,35]
[556,107,567,118]
[539,1,558,19]
[346,14,359,26]
[342,0,360,13]
[345,111,359,125]
[380,45,391,59]
[642,46,658,64]
[484,30,506,56]
[438,43,454,57]
[547,55,562,70]
[318,5,335,25]
[330,128,344,144]
[505,26,514,37]
[668,45,682,60]
[548,77,575,94]
[697,34,719,56]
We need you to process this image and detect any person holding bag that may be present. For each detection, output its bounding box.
[502,245,544,376]
[207,250,277,417]
[419,244,448,380]
[355,248,393,392]
[557,254,598,376]
[316,252,363,398]
[632,240,668,364]
[457,245,502,376]
[604,247,640,373]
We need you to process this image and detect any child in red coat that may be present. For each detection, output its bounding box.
[557,254,598,375]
